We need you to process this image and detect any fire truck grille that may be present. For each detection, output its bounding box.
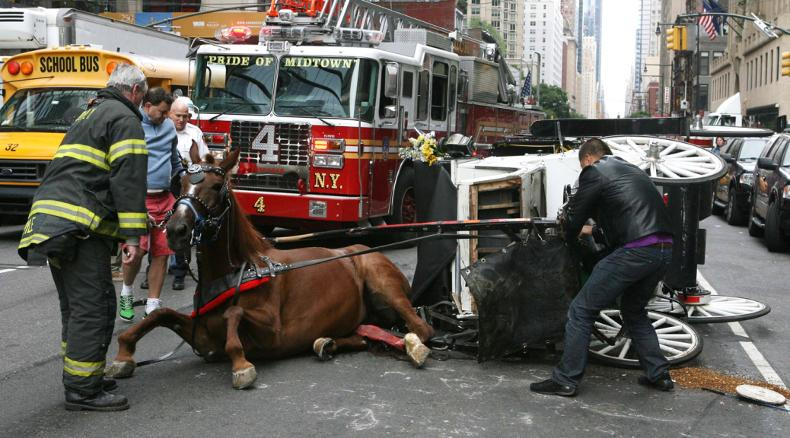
[230,121,310,192]
[0,160,47,182]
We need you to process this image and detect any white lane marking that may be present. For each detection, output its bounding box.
[699,271,749,337]
[0,269,15,274]
[739,342,787,388]
[728,322,750,338]
[698,270,787,389]
[14,266,30,269]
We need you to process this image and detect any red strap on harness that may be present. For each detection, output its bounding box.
[190,276,271,318]
[355,324,405,350]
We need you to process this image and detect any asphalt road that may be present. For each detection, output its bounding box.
[0,215,788,437]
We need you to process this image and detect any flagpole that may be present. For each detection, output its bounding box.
[696,20,701,115]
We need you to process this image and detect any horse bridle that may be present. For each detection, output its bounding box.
[172,163,231,247]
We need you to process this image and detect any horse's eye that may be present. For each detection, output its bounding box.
[212,183,223,191]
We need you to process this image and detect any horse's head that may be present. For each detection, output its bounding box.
[167,148,240,251]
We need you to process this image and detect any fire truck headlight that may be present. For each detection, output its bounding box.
[313,154,344,169]
[739,172,754,186]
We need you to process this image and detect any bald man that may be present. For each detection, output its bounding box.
[170,97,209,165]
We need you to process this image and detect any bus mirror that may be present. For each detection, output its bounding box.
[384,105,397,119]
[384,63,398,99]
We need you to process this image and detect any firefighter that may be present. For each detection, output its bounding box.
[18,64,149,411]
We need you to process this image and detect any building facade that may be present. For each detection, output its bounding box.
[522,0,564,87]
[710,0,790,129]
[467,0,525,74]
[579,35,597,118]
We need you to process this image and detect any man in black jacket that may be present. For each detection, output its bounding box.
[530,138,675,397]
[18,64,149,411]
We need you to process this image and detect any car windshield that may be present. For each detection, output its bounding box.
[0,88,97,132]
[274,57,377,120]
[739,139,766,161]
[192,55,276,115]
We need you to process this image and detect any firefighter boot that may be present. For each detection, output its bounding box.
[64,390,129,412]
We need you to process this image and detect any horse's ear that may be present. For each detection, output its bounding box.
[220,147,240,174]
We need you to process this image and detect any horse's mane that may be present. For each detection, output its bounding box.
[228,194,273,264]
[204,154,273,265]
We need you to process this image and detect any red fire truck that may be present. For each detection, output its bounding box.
[191,0,543,230]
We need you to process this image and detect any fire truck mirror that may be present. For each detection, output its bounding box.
[384,62,399,99]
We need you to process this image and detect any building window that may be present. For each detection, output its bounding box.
[492,20,500,27]
[492,0,499,6]
[471,7,479,15]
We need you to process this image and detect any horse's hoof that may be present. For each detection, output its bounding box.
[404,333,431,368]
[105,360,136,379]
[313,337,335,361]
[232,366,257,390]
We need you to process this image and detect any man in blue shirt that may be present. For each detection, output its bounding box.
[119,87,183,321]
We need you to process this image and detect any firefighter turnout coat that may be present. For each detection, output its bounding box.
[18,87,149,259]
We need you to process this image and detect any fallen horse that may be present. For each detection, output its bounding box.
[105,149,434,389]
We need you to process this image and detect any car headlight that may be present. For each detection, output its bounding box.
[739,173,754,186]
[783,185,790,199]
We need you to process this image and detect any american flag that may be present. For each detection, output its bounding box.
[699,0,725,41]
[520,70,532,100]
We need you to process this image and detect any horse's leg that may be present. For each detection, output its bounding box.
[223,305,257,390]
[359,253,435,367]
[106,308,194,378]
[313,334,367,361]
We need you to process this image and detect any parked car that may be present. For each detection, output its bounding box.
[713,137,769,225]
[748,133,790,252]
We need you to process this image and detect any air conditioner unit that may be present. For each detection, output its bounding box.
[0,9,48,49]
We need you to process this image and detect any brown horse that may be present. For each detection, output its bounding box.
[105,149,434,389]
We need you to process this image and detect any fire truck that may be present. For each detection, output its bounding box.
[191,0,543,229]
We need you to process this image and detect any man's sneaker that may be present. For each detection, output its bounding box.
[144,300,162,318]
[172,277,185,290]
[638,373,674,391]
[64,390,129,412]
[529,378,577,397]
[118,295,135,322]
[140,277,149,289]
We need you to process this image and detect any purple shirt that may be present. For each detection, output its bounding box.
[623,233,674,249]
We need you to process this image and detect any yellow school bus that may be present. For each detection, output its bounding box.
[0,45,191,218]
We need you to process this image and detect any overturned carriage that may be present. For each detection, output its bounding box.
[414,118,771,367]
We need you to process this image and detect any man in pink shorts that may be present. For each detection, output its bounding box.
[119,87,184,321]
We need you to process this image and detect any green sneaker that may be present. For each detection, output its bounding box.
[119,295,135,322]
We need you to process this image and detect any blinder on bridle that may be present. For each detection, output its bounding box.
[174,163,231,246]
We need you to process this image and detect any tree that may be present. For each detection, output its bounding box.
[536,83,581,119]
[469,18,507,54]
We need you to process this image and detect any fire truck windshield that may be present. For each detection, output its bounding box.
[193,55,379,122]
[274,57,378,121]
[193,55,276,115]
[0,88,96,132]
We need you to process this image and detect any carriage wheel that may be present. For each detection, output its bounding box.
[603,136,727,185]
[646,295,770,323]
[588,310,702,368]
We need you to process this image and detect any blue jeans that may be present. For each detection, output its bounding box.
[552,245,672,388]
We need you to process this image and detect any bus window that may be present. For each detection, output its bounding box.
[448,65,457,112]
[431,61,448,121]
[0,88,96,131]
[417,70,430,120]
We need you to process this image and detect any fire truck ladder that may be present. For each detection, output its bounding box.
[265,0,452,43]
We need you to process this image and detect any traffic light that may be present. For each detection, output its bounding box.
[782,51,790,77]
[665,26,687,51]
